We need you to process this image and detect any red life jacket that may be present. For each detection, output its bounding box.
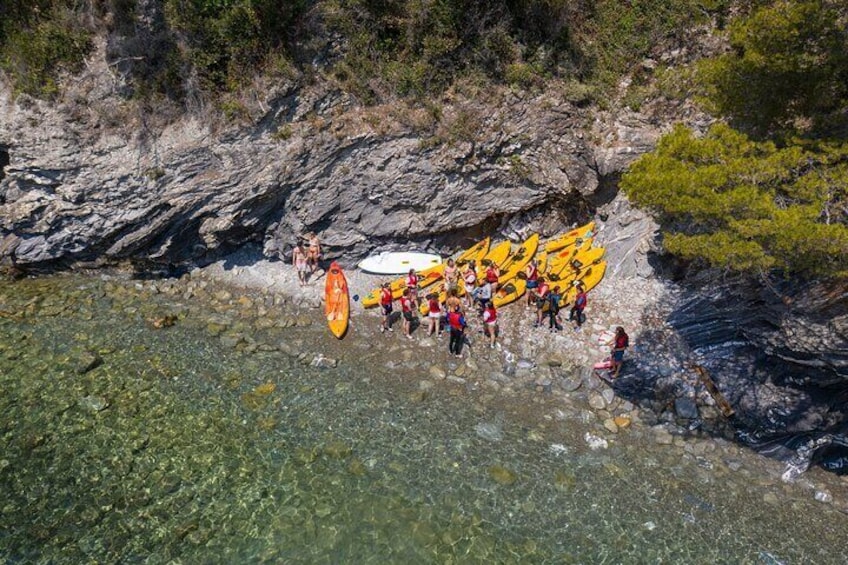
[406,273,419,288]
[615,333,629,349]
[401,297,413,313]
[485,267,498,283]
[537,283,550,298]
[483,306,497,323]
[428,297,441,314]
[527,263,538,281]
[463,269,477,285]
[447,311,465,330]
[380,288,392,306]
[575,291,587,309]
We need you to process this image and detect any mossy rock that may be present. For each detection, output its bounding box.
[488,465,517,486]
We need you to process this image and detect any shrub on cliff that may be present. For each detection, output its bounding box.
[621,124,848,278]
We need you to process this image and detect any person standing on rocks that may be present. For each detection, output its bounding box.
[379,282,394,333]
[525,258,539,307]
[610,326,629,377]
[443,258,458,295]
[292,243,308,286]
[547,285,563,332]
[447,304,467,357]
[405,268,420,308]
[400,288,416,340]
[306,233,322,275]
[473,279,492,318]
[533,277,550,327]
[426,292,443,338]
[484,261,500,294]
[462,261,478,310]
[482,300,498,348]
[570,283,587,330]
[445,288,462,314]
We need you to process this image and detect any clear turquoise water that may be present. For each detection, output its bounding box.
[1,274,846,563]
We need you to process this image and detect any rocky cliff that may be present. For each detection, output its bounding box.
[0,37,669,271]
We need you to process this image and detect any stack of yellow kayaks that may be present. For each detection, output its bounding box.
[361,223,608,311]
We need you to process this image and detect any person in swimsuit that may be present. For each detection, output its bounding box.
[443,258,458,294]
[445,288,462,314]
[482,300,498,348]
[292,243,308,286]
[306,233,321,274]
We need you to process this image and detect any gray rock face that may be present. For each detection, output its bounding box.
[0,48,663,269]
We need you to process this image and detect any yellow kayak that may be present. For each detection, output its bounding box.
[547,238,594,278]
[549,245,605,283]
[497,234,539,284]
[454,237,490,266]
[361,263,445,308]
[561,260,607,307]
[493,278,527,308]
[477,240,512,279]
[543,221,596,254]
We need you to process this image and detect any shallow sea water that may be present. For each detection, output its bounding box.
[1,274,846,563]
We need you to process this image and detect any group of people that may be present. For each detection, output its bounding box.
[290,233,322,286]
[375,256,627,372]
[378,261,500,356]
[521,257,588,333]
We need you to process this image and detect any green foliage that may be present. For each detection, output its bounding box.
[0,2,93,97]
[697,0,848,135]
[621,124,848,277]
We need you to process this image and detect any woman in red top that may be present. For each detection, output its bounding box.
[610,326,629,377]
[379,282,394,333]
[482,300,498,348]
[485,263,500,294]
[406,269,420,307]
[426,293,442,337]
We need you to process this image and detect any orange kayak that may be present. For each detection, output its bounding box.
[324,261,350,338]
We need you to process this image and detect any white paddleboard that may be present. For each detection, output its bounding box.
[358,252,442,275]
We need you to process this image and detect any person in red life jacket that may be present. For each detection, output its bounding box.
[446,304,467,357]
[524,258,539,307]
[485,262,500,294]
[462,261,478,310]
[610,326,629,377]
[533,277,550,327]
[426,292,443,337]
[406,268,420,307]
[379,282,394,334]
[482,300,498,348]
[400,288,416,340]
[569,283,587,330]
